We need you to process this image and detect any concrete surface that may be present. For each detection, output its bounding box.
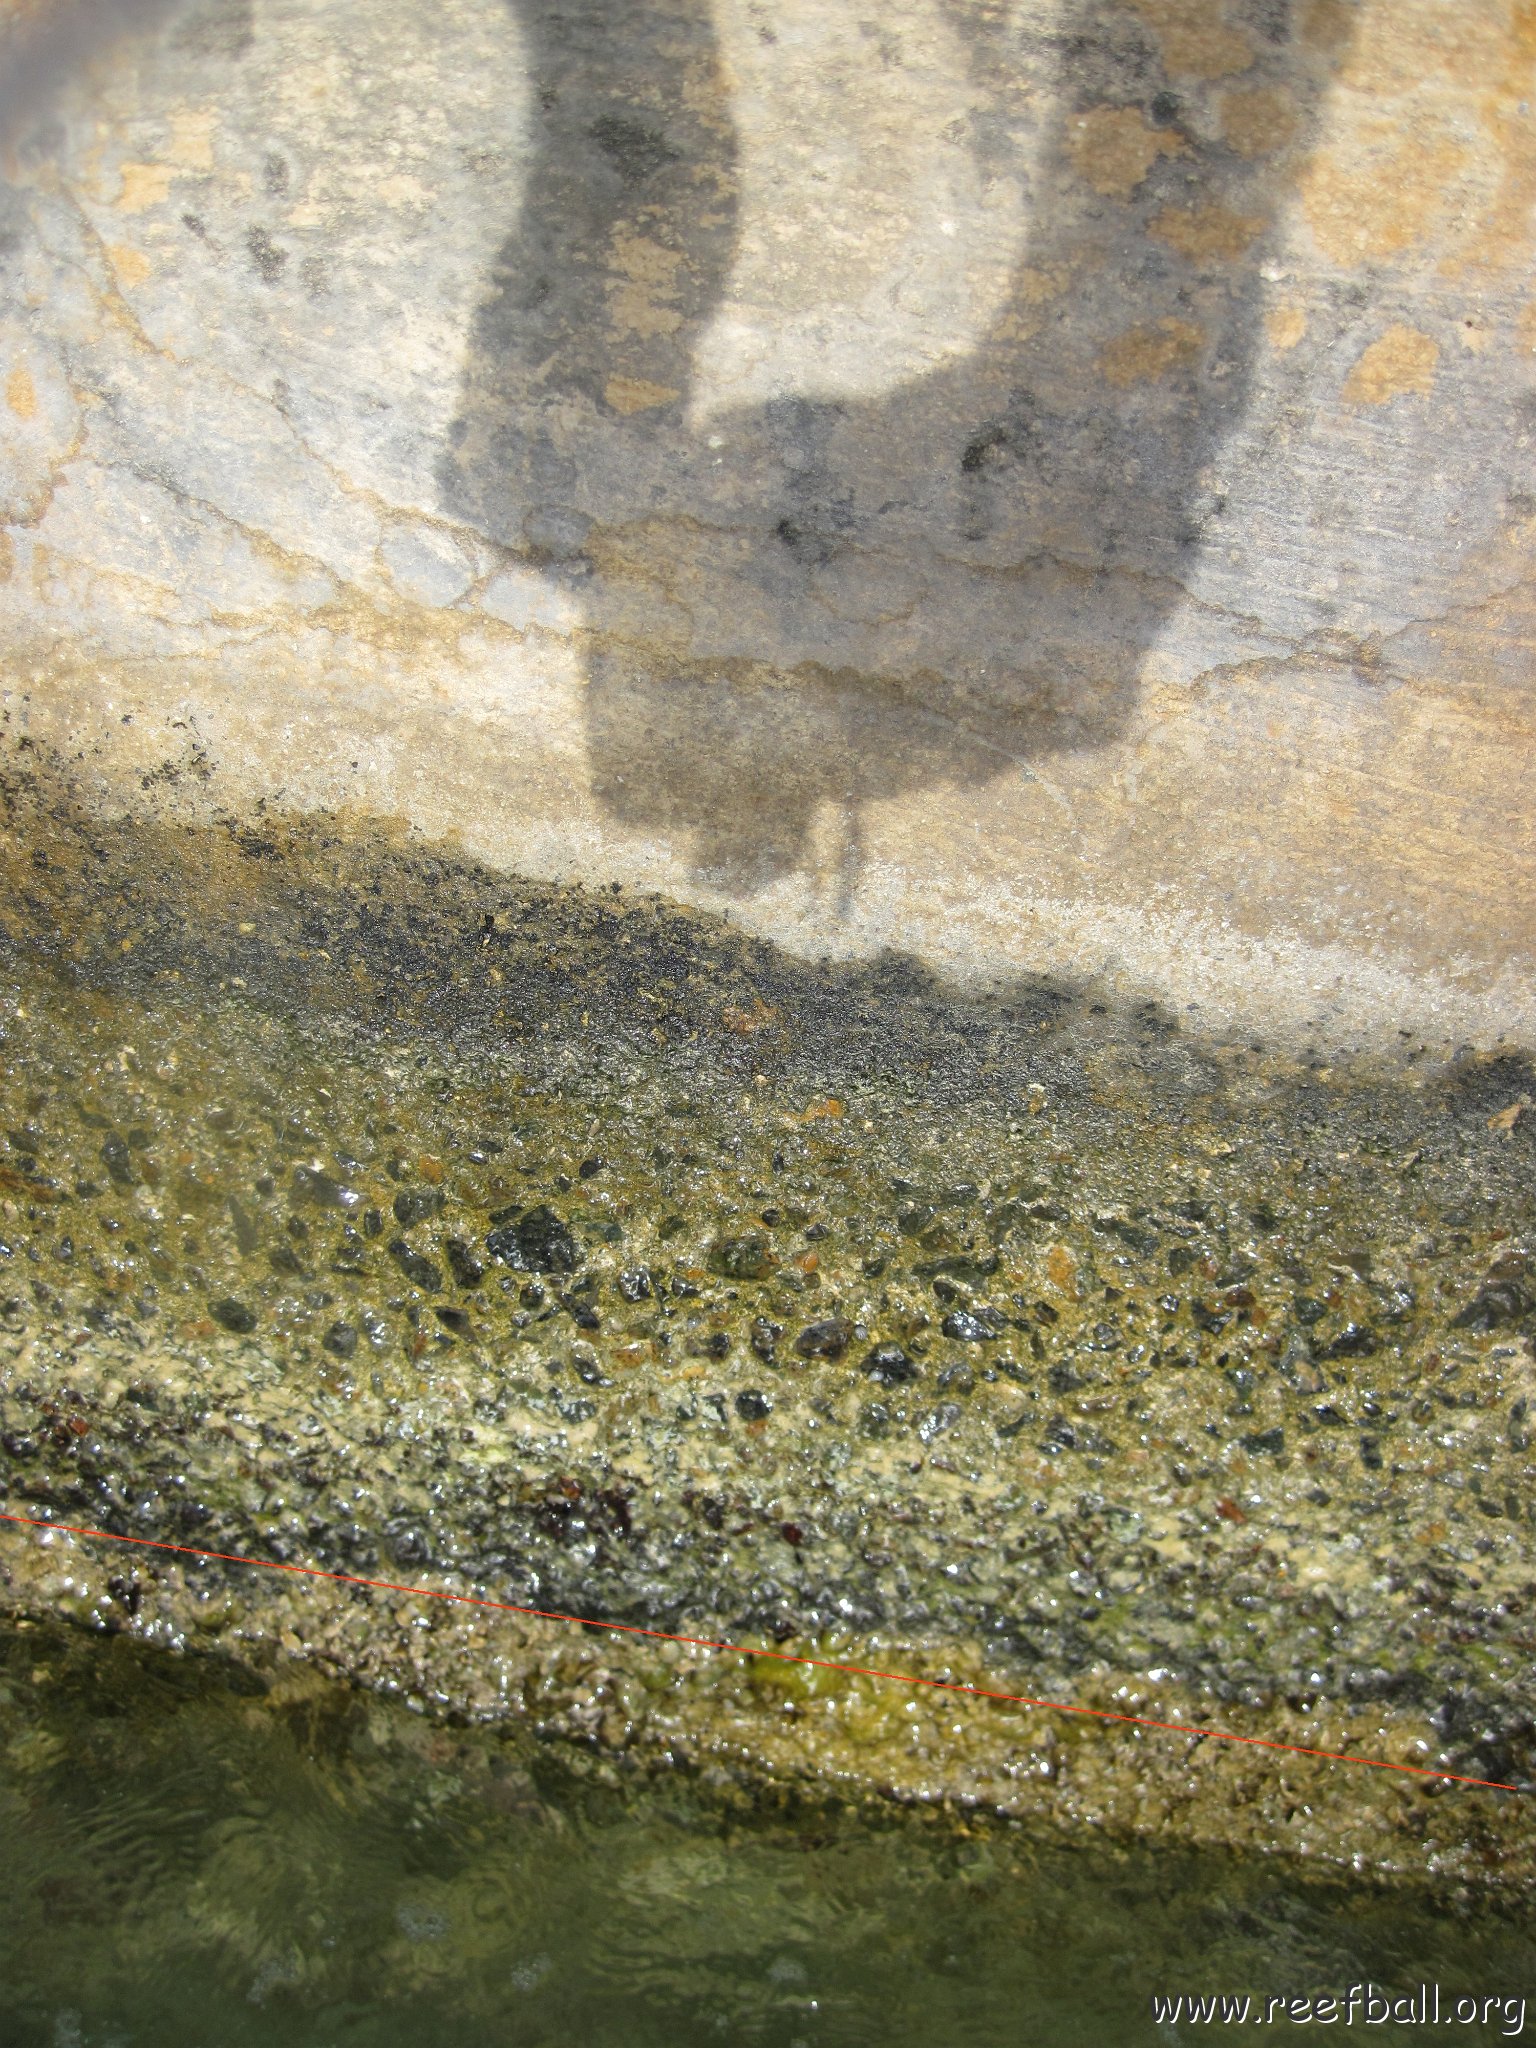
[0,797,1533,1884]
[1,0,1534,1050]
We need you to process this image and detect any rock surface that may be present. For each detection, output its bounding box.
[1,0,1535,1895]
[0,788,1532,1886]
[0,0,1533,1047]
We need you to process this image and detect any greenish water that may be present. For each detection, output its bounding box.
[0,1624,1530,2048]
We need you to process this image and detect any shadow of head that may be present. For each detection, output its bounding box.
[442,0,1347,896]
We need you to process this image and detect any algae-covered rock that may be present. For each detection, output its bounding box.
[0,787,1531,1890]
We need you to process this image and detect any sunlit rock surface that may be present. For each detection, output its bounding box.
[0,0,1534,1892]
[0,0,1533,1047]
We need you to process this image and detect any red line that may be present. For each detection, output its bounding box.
[0,1509,1519,1793]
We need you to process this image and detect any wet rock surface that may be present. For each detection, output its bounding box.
[0,786,1533,1890]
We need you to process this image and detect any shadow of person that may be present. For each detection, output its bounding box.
[441,0,1345,899]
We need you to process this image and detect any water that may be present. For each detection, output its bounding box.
[0,1624,1530,2048]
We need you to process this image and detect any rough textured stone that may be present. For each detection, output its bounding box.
[0,785,1533,1887]
[0,0,1532,1048]
[1,0,1535,1894]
